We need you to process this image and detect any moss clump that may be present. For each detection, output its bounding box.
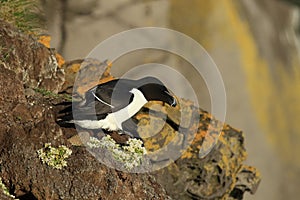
[87,135,147,169]
[37,143,72,170]
[0,0,43,34]
[34,88,72,101]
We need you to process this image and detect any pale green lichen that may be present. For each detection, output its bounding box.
[87,135,147,169]
[87,136,115,149]
[37,143,72,170]
[0,177,18,199]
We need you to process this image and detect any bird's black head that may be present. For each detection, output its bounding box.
[137,77,177,107]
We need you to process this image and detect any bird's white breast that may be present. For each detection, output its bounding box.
[73,88,148,131]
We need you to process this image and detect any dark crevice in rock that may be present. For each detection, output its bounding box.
[18,192,38,200]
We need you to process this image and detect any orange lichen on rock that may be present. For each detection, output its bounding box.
[55,53,65,68]
[136,98,226,160]
[136,109,173,151]
[131,93,258,199]
[135,99,199,156]
[61,59,114,96]
[37,34,65,68]
[38,34,51,48]
[74,59,114,97]
[98,61,114,84]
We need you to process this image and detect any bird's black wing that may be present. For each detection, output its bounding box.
[58,78,139,126]
[73,79,136,120]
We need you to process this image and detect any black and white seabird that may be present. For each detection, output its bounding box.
[58,76,176,134]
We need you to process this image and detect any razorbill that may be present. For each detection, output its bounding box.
[58,76,176,134]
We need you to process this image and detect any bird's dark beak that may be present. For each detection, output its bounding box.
[171,96,177,107]
[165,91,177,107]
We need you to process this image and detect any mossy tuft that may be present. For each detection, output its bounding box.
[34,88,72,101]
[0,0,44,34]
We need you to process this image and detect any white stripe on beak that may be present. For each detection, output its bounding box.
[165,90,176,106]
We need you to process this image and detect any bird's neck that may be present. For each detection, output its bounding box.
[126,88,148,117]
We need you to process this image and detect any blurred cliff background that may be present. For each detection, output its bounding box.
[39,0,300,199]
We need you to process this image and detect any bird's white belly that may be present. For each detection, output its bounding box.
[73,115,121,131]
[73,88,148,131]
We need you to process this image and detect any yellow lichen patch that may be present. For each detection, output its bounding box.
[55,53,65,68]
[241,165,261,177]
[76,80,100,97]
[98,62,114,84]
[180,148,193,159]
[166,98,195,127]
[141,117,177,152]
[101,61,113,78]
[138,116,166,139]
[180,127,206,159]
[73,60,114,96]
[135,113,151,121]
[38,34,51,48]
[61,59,114,96]
[144,102,166,113]
[136,98,203,155]
[144,127,177,152]
[98,76,114,85]
[180,110,227,160]
[37,34,65,68]
[68,62,82,73]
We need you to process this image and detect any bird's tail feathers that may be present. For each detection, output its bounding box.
[56,101,75,128]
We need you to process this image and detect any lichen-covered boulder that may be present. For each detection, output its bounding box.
[134,101,261,200]
[65,59,261,199]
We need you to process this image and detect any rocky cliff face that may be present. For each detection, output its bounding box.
[0,20,171,200]
[0,20,260,199]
